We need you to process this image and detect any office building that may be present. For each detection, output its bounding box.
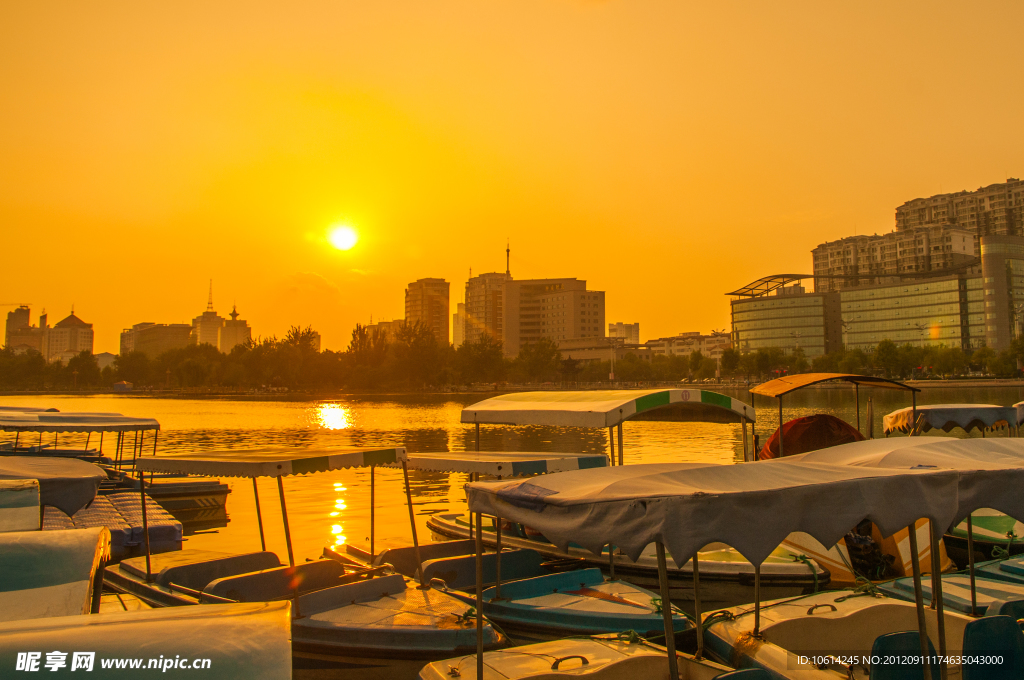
[504,278,605,358]
[463,272,506,346]
[219,305,252,353]
[189,283,252,353]
[405,278,450,344]
[729,280,842,358]
[45,310,94,362]
[120,323,193,358]
[645,331,732,361]
[5,306,45,354]
[608,322,640,344]
[363,319,404,340]
[453,303,466,348]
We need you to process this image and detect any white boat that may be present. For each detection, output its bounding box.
[102,447,506,678]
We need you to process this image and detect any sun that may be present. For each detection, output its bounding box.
[328,225,358,251]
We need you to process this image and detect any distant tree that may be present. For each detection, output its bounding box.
[559,357,581,385]
[115,351,151,386]
[688,351,704,378]
[720,348,740,375]
[970,346,996,374]
[873,340,900,377]
[514,338,562,383]
[455,334,507,384]
[696,356,718,381]
[66,351,101,388]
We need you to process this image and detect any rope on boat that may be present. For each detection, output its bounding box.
[991,530,1018,560]
[790,553,818,592]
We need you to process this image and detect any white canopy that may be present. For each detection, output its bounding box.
[883,404,1016,435]
[781,437,1024,527]
[389,451,607,477]
[1015,401,1024,426]
[134,446,406,478]
[0,406,59,413]
[465,461,959,567]
[461,389,754,428]
[0,602,292,679]
[0,457,106,515]
[0,412,158,433]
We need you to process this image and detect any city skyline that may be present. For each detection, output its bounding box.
[2,4,1022,353]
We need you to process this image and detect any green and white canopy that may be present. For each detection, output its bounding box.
[0,602,292,679]
[461,389,754,428]
[0,527,110,623]
[134,446,406,479]
[0,480,40,533]
[0,412,159,433]
[389,451,607,478]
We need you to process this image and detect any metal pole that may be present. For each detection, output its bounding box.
[608,426,615,466]
[855,384,861,434]
[617,422,624,466]
[608,544,616,580]
[693,552,704,660]
[369,465,375,559]
[494,516,502,600]
[98,432,102,454]
[655,542,679,680]
[139,468,152,583]
[777,398,784,458]
[967,516,977,615]
[912,391,917,428]
[252,478,266,551]
[741,417,749,462]
[753,563,762,637]
[867,397,874,439]
[475,422,480,452]
[475,512,484,680]
[907,523,933,679]
[930,532,949,679]
[277,476,295,567]
[401,460,425,587]
[468,473,474,542]
[152,430,158,456]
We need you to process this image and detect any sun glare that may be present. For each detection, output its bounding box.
[328,225,358,251]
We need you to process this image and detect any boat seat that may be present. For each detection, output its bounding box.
[421,549,547,591]
[139,551,282,591]
[482,567,605,600]
[202,559,346,603]
[962,616,1024,680]
[869,631,938,680]
[505,654,678,680]
[986,599,1024,620]
[717,670,772,679]
[374,540,476,576]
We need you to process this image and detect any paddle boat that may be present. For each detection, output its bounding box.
[0,602,292,680]
[103,447,506,679]
[332,451,695,644]
[463,456,977,679]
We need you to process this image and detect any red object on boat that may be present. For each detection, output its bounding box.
[759,413,865,460]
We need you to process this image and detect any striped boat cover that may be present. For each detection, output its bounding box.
[135,446,406,478]
[461,389,754,428]
[0,480,39,532]
[977,557,1024,585]
[879,573,1024,615]
[0,527,110,622]
[395,452,607,477]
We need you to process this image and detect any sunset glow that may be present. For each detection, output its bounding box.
[328,226,358,252]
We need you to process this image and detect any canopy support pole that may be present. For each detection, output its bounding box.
[608,544,616,580]
[475,511,484,680]
[753,563,762,637]
[494,516,502,600]
[930,532,949,679]
[741,417,749,462]
[777,398,784,458]
[967,516,977,616]
[693,552,704,660]
[608,426,615,466]
[139,468,152,583]
[152,431,158,456]
[98,432,102,454]
[617,423,623,466]
[252,478,266,551]
[277,476,295,567]
[13,432,18,450]
[912,391,917,431]
[402,459,425,587]
[867,398,874,439]
[907,523,933,680]
[855,384,861,434]
[475,422,480,452]
[369,465,375,559]
[655,542,679,680]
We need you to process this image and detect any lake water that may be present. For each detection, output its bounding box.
[3,385,1021,563]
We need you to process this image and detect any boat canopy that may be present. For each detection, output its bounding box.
[461,389,754,428]
[883,404,1016,435]
[465,461,959,567]
[0,412,158,433]
[0,479,40,532]
[750,372,917,398]
[0,406,59,413]
[0,602,292,678]
[782,438,1024,527]
[1014,401,1024,426]
[0,457,106,515]
[134,446,406,478]
[388,451,607,477]
[0,527,111,622]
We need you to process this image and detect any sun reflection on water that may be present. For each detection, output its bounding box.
[316,404,352,430]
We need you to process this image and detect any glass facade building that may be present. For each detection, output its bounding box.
[730,289,841,358]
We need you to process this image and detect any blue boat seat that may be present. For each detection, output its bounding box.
[986,599,1024,620]
[962,616,1024,680]
[869,631,938,680]
[147,551,282,591]
[421,549,548,591]
[202,559,346,603]
[375,539,476,576]
[716,670,772,679]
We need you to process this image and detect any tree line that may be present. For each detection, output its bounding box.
[0,323,1021,392]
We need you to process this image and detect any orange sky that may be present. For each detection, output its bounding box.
[3,2,1022,353]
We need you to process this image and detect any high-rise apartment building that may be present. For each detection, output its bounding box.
[608,322,640,344]
[452,303,466,348]
[405,278,450,344]
[4,306,45,353]
[896,179,1024,238]
[502,278,605,357]
[463,272,506,346]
